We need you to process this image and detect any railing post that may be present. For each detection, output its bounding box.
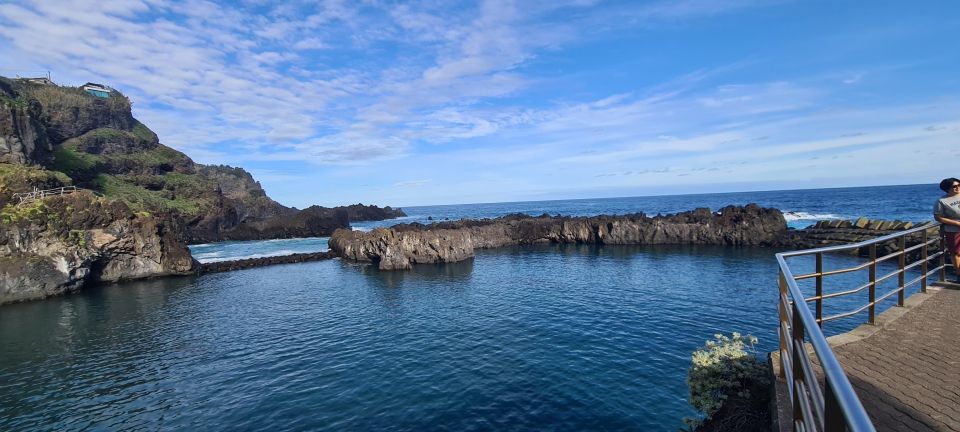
[868,244,877,324]
[940,226,947,283]
[791,301,805,429]
[921,229,929,293]
[816,252,823,326]
[778,270,788,378]
[824,375,844,431]
[898,236,906,306]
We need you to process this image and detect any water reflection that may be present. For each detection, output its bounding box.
[1,242,925,431]
[349,258,476,289]
[0,277,197,367]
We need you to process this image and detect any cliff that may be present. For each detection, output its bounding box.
[0,77,404,304]
[0,77,405,244]
[0,191,195,304]
[330,205,787,270]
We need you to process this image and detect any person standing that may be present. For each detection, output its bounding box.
[934,177,960,282]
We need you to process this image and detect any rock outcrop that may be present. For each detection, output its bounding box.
[330,205,787,270]
[783,217,937,259]
[0,80,52,164]
[199,251,336,274]
[0,191,196,305]
[0,77,405,245]
[0,77,408,305]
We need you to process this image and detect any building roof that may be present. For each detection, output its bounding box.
[82,82,112,90]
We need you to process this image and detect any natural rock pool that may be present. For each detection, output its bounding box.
[0,243,920,430]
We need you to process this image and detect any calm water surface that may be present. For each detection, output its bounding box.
[0,244,922,431]
[1,245,781,430]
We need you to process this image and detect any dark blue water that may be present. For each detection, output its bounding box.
[356,183,939,231]
[0,184,943,430]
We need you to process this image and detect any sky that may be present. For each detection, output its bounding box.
[1,0,958,208]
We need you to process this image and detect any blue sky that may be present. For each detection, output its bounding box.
[1,0,958,208]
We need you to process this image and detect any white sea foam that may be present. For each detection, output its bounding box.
[352,226,372,232]
[782,211,844,221]
[193,251,223,259]
[196,249,334,263]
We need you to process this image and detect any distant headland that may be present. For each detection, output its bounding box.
[0,77,403,303]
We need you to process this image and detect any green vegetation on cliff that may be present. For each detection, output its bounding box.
[1,77,403,244]
[0,200,51,224]
[51,144,96,176]
[0,164,71,207]
[90,174,205,216]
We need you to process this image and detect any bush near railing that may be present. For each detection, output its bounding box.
[684,333,771,432]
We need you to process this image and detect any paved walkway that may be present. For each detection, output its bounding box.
[827,284,960,431]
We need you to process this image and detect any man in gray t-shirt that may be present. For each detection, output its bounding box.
[934,177,960,281]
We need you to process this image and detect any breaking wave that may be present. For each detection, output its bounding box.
[782,211,844,222]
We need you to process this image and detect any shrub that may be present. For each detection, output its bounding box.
[67,229,87,247]
[52,144,97,177]
[0,201,49,224]
[0,163,72,206]
[684,333,770,431]
[1,95,30,109]
[24,85,92,111]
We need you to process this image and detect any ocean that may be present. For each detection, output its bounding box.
[0,183,943,430]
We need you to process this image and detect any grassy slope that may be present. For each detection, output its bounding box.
[0,85,216,216]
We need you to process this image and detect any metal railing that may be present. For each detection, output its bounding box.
[11,186,79,207]
[776,222,947,431]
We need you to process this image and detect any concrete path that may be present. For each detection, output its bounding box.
[826,283,960,431]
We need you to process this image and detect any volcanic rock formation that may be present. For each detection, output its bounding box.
[330,205,788,270]
[0,191,195,304]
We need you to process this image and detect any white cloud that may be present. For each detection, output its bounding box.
[2,0,950,208]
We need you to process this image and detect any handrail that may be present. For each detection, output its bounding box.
[780,222,940,257]
[776,221,947,431]
[11,186,80,207]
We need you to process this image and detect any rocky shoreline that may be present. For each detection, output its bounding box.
[0,191,195,304]
[0,76,406,305]
[0,200,940,306]
[329,211,940,270]
[330,204,788,270]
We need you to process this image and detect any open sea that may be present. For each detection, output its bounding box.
[0,184,944,430]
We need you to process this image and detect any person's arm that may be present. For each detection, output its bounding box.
[935,214,960,228]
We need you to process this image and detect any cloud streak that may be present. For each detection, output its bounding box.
[0,0,955,207]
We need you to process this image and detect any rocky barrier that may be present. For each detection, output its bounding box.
[199,251,336,273]
[784,217,937,258]
[330,204,788,270]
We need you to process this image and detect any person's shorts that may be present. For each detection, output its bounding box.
[946,231,960,254]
